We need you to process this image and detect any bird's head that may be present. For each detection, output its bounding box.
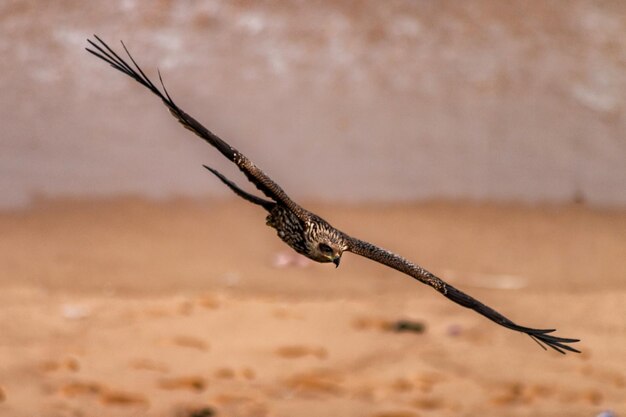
[307,221,347,267]
[315,241,343,267]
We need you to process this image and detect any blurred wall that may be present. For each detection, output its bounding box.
[1,0,625,208]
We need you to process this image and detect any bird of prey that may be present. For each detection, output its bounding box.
[86,35,580,354]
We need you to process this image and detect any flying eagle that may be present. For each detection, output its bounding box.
[86,36,580,354]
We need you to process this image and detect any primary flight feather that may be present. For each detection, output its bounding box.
[86,36,580,354]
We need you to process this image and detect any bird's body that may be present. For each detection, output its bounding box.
[266,205,310,256]
[86,36,580,354]
[268,206,348,264]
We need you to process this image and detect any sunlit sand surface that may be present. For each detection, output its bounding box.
[0,198,624,416]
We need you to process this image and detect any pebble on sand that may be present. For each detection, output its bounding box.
[595,411,617,417]
[61,303,92,320]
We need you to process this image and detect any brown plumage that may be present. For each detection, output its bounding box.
[86,36,580,354]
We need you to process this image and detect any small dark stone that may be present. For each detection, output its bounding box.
[187,407,216,417]
[389,319,426,334]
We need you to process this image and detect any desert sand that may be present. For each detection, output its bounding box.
[0,198,624,417]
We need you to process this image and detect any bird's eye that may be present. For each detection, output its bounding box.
[318,243,333,254]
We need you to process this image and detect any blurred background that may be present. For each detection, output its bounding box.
[1,2,625,417]
[1,0,625,208]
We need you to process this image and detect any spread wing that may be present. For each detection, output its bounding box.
[85,35,307,219]
[345,236,580,354]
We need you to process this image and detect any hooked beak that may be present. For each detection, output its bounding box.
[332,256,341,268]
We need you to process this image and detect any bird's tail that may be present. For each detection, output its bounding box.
[203,165,275,211]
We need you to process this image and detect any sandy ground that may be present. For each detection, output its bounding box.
[0,198,625,417]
